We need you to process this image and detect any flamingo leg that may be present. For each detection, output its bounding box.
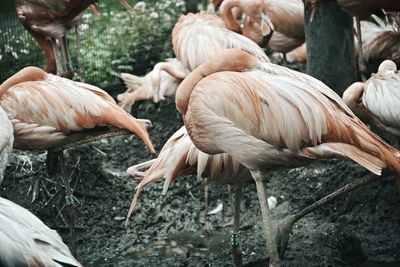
[282,53,288,66]
[231,183,243,267]
[276,173,385,257]
[56,149,78,256]
[252,170,281,267]
[51,38,64,76]
[27,30,57,74]
[355,16,366,80]
[60,36,74,79]
[75,25,84,80]
[204,183,210,234]
[223,185,235,227]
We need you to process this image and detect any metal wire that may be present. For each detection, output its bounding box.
[0,0,185,87]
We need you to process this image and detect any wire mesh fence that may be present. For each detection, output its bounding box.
[0,0,187,87]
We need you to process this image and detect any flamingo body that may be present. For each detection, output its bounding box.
[0,67,154,152]
[336,0,400,18]
[0,107,13,184]
[177,49,400,183]
[221,0,305,54]
[175,49,400,266]
[119,58,188,110]
[172,12,270,72]
[0,197,82,267]
[343,60,400,136]
[360,20,400,65]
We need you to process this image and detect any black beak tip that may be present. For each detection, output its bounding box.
[260,29,274,47]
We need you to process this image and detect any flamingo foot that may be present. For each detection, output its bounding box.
[231,231,243,267]
[275,215,295,257]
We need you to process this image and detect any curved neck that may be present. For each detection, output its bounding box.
[151,61,188,89]
[220,0,243,33]
[0,67,47,98]
[158,62,187,80]
[342,82,364,109]
[175,49,257,114]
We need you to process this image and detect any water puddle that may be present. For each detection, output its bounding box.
[132,230,229,258]
[88,230,230,265]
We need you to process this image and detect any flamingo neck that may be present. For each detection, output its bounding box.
[342,82,364,109]
[151,62,188,89]
[0,67,47,98]
[175,49,257,114]
[220,0,243,33]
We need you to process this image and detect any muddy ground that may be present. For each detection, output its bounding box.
[1,61,400,267]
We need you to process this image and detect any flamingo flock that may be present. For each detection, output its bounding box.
[1,1,400,267]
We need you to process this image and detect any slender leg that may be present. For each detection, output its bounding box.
[61,36,73,79]
[355,16,366,81]
[231,183,243,267]
[282,53,287,66]
[223,185,235,226]
[46,150,59,175]
[55,149,78,255]
[276,173,383,256]
[251,170,280,267]
[204,183,209,234]
[75,25,84,80]
[27,30,56,74]
[51,38,63,76]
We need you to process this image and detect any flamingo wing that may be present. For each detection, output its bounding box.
[1,74,153,151]
[363,73,400,128]
[0,107,13,183]
[186,69,392,174]
[172,13,270,71]
[0,197,82,267]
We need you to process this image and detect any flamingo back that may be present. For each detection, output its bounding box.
[172,13,270,71]
[0,107,13,184]
[183,60,399,174]
[0,197,82,267]
[0,72,154,151]
[363,72,400,128]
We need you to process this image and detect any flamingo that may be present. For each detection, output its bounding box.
[220,0,305,63]
[358,17,400,69]
[0,197,82,267]
[144,11,272,104]
[285,15,400,65]
[126,126,251,266]
[307,0,400,19]
[285,16,400,65]
[174,48,400,266]
[14,0,132,78]
[118,58,189,111]
[207,0,242,19]
[171,12,271,72]
[0,66,155,253]
[306,0,400,75]
[343,60,400,138]
[0,107,13,184]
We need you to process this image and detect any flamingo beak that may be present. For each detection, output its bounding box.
[260,12,274,47]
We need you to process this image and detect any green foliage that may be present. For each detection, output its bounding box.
[0,24,46,82]
[0,0,185,87]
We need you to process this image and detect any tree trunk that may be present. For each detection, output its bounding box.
[304,1,356,95]
[185,0,198,14]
